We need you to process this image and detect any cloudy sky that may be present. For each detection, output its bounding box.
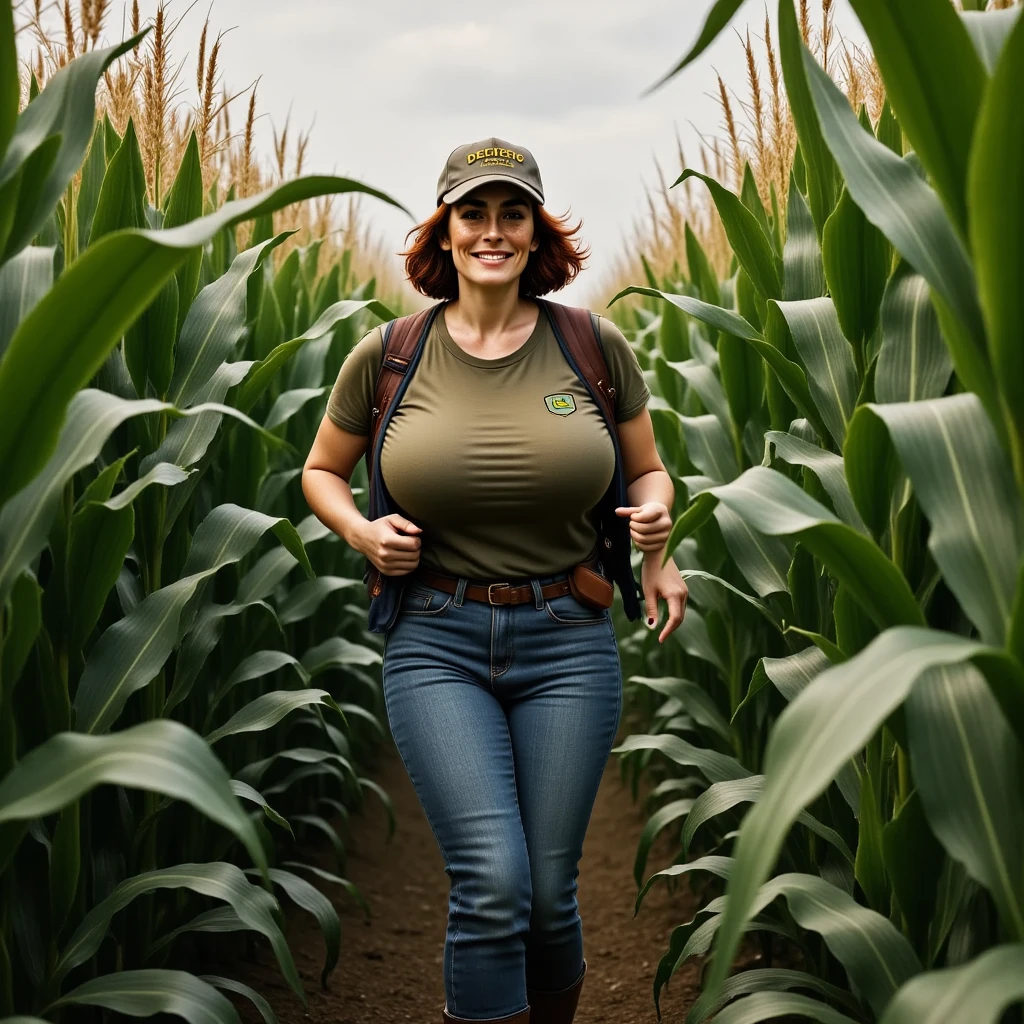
[73,1,860,305]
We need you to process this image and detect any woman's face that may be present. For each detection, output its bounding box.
[439,181,540,290]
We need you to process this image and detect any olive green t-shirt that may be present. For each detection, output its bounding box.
[325,302,651,580]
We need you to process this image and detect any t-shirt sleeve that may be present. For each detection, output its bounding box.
[597,315,652,422]
[325,326,385,435]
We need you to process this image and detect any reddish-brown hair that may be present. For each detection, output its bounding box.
[400,200,590,300]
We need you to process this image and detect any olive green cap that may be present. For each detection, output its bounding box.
[436,137,544,206]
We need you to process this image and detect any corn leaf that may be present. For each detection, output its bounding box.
[90,117,146,243]
[699,626,1020,1006]
[713,504,791,598]
[967,11,1024,494]
[707,991,860,1024]
[778,0,838,235]
[767,299,857,448]
[0,32,147,264]
[252,867,341,987]
[878,944,1024,1023]
[53,862,299,995]
[610,288,829,443]
[799,41,993,428]
[628,676,732,743]
[164,597,280,717]
[848,0,984,237]
[612,734,750,784]
[680,413,738,483]
[734,647,832,720]
[822,186,891,346]
[846,395,1023,648]
[708,467,922,629]
[277,576,360,627]
[682,777,854,864]
[265,387,327,431]
[74,504,312,734]
[961,8,1021,73]
[674,171,782,299]
[0,391,162,606]
[200,976,278,1024]
[170,233,290,407]
[235,298,395,414]
[205,689,345,746]
[642,0,745,95]
[47,969,243,1022]
[687,968,863,1024]
[0,247,53,359]
[763,431,866,533]
[633,799,694,888]
[0,719,265,877]
[782,174,825,301]
[229,780,291,834]
[300,636,382,675]
[636,855,733,915]
[874,261,952,404]
[907,664,1024,938]
[163,132,203,331]
[0,174,410,507]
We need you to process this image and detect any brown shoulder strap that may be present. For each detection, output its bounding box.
[367,304,439,473]
[539,298,617,427]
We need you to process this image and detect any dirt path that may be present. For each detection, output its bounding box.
[226,714,706,1023]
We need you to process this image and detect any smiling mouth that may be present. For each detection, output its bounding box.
[472,253,513,262]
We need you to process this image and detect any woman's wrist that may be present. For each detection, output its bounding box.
[340,511,370,555]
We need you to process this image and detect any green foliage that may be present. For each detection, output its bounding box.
[0,30,407,1022]
[610,4,1024,1021]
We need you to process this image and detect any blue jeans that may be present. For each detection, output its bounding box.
[381,568,623,1020]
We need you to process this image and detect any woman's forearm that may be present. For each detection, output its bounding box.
[626,469,675,516]
[301,468,369,554]
[626,469,676,562]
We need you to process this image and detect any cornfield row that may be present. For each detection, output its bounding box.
[0,3,411,1019]
[605,0,1024,1020]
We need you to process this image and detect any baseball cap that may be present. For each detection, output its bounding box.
[436,137,545,206]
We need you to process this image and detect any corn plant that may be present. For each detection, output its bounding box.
[0,6,412,1020]
[608,1,1024,1021]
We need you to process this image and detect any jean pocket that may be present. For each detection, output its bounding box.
[543,590,609,625]
[399,581,453,617]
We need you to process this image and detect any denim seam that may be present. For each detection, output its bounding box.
[543,601,609,626]
[401,594,454,617]
[492,610,514,680]
[450,875,463,1011]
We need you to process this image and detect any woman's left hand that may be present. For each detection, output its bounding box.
[639,552,688,643]
[615,501,687,641]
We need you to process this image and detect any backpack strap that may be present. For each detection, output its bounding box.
[367,304,439,479]
[539,298,617,427]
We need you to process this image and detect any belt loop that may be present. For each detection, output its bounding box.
[530,578,544,610]
[454,577,468,607]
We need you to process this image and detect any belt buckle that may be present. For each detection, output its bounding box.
[486,582,511,605]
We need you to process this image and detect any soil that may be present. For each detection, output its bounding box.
[220,708,722,1023]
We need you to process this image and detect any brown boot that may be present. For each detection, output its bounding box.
[526,959,586,1024]
[442,1004,531,1023]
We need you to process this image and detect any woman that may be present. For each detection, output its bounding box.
[302,137,688,1023]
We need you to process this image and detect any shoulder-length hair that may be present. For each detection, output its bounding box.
[400,200,590,300]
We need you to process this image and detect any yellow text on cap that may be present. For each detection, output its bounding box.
[467,148,526,164]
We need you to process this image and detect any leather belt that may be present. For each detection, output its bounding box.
[411,565,584,606]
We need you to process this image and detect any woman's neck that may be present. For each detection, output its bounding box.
[445,278,537,344]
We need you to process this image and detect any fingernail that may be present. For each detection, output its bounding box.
[647,617,655,626]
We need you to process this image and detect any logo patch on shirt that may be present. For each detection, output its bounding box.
[544,393,576,416]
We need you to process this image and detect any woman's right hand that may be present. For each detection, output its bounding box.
[355,513,423,577]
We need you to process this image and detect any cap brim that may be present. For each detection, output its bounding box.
[440,174,544,206]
